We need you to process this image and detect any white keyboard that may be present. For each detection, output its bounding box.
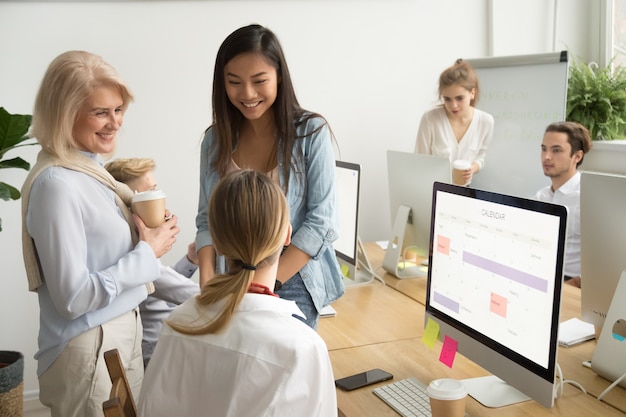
[372,377,432,417]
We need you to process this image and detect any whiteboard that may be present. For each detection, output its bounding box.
[466,51,569,199]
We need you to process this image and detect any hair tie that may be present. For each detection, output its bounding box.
[240,262,257,271]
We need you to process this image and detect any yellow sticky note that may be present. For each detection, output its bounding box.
[341,263,350,278]
[422,317,440,349]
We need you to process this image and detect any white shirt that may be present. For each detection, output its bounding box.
[415,106,495,170]
[535,171,581,277]
[138,294,337,417]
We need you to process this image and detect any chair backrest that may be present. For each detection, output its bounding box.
[102,348,137,417]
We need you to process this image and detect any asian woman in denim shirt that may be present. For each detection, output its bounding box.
[195,24,344,329]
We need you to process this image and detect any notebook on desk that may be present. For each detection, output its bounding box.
[558,318,595,347]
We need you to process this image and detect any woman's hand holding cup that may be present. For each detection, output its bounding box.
[134,212,180,258]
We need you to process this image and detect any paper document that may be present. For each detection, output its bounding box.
[320,305,337,317]
[558,318,595,347]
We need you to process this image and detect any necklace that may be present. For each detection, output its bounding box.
[247,282,279,297]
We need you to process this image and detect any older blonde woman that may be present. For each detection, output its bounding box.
[21,50,179,417]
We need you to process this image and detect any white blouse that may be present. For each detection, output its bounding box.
[415,106,495,170]
[138,294,338,417]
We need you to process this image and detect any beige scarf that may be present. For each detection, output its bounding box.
[21,150,154,294]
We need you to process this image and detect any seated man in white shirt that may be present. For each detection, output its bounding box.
[535,121,592,288]
[105,157,199,366]
[138,169,337,417]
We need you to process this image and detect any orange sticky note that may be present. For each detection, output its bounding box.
[439,335,458,368]
[422,317,440,349]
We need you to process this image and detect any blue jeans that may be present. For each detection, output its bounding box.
[277,274,319,330]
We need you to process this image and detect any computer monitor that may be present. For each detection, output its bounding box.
[334,160,376,287]
[580,171,626,331]
[383,150,451,279]
[425,181,567,409]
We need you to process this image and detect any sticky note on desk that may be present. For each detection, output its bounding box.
[439,335,458,368]
[422,317,440,349]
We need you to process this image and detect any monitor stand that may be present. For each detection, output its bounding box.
[383,205,428,279]
[462,376,531,408]
[341,237,383,288]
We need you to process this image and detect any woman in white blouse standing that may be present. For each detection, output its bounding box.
[415,59,494,186]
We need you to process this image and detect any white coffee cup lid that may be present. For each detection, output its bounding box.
[427,379,467,400]
[453,159,471,170]
[131,189,166,202]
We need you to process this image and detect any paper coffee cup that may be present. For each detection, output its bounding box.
[131,189,166,228]
[427,378,467,417]
[452,159,471,186]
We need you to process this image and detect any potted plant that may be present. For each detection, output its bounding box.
[566,57,626,141]
[0,106,37,232]
[0,351,24,417]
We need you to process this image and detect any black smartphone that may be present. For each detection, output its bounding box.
[335,368,393,391]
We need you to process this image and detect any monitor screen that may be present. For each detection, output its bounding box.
[335,160,360,265]
[425,181,567,408]
[383,150,451,278]
[334,160,375,286]
[581,171,626,330]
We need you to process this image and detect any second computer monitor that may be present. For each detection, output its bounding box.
[335,160,375,286]
[383,150,451,279]
[581,171,626,331]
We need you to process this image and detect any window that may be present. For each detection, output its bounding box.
[610,0,626,67]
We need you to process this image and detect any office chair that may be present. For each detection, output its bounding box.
[102,348,137,417]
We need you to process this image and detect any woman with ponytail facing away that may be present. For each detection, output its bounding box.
[138,170,337,417]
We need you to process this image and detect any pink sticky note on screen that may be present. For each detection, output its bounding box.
[439,335,458,368]
[490,292,508,318]
[436,235,451,256]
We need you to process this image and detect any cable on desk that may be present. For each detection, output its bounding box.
[368,264,386,285]
[554,363,587,400]
[597,370,626,401]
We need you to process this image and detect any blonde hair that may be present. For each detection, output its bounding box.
[31,50,134,162]
[168,169,290,334]
[438,58,480,106]
[105,158,155,184]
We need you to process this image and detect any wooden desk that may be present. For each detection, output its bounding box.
[364,241,428,304]
[322,242,626,415]
[330,338,625,417]
[318,280,423,351]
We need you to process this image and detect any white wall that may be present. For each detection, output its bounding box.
[0,0,598,396]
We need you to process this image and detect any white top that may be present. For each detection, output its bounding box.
[137,294,337,417]
[535,171,581,277]
[415,106,495,170]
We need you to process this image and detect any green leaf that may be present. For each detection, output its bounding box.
[0,107,32,150]
[0,156,30,170]
[0,181,21,201]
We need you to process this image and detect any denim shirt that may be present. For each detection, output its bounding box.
[195,116,345,311]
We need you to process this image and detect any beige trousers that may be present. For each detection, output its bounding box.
[39,309,144,417]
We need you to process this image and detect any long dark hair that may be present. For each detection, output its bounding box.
[209,24,329,188]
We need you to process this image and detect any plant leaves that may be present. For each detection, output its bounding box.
[0,107,32,150]
[0,181,21,201]
[567,57,626,140]
[0,156,30,170]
